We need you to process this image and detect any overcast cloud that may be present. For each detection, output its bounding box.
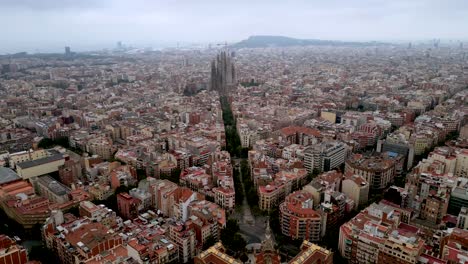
[1,0,467,53]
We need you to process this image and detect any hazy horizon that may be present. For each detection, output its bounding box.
[1,0,468,54]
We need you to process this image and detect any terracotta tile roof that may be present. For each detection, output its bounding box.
[65,222,110,250]
[280,126,321,137]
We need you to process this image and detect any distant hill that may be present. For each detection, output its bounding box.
[231,35,389,48]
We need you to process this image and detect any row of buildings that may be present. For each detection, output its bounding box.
[339,200,468,264]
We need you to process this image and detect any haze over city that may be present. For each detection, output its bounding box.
[2,0,468,53]
[1,1,468,264]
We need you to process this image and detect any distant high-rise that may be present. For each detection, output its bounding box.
[65,46,71,56]
[210,51,236,95]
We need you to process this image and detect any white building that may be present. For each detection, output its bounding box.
[341,174,369,209]
[304,141,347,173]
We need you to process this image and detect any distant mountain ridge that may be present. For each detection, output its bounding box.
[231,35,389,48]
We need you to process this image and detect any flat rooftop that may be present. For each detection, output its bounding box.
[37,175,71,196]
[16,154,63,169]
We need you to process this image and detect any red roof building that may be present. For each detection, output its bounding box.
[117,192,140,220]
[0,235,28,264]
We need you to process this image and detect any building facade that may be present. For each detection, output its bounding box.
[280,191,323,242]
[304,141,347,173]
[341,173,370,208]
[345,153,396,191]
[0,235,28,264]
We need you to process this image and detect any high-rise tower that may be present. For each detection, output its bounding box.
[210,51,236,95]
[64,46,71,57]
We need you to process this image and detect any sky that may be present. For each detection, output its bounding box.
[1,0,467,53]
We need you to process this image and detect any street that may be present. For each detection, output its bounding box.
[231,159,269,244]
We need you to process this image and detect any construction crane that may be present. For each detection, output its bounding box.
[216,41,228,48]
[207,41,228,50]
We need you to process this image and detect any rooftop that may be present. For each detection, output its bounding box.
[289,240,332,264]
[197,242,241,264]
[16,153,64,169]
[0,167,21,185]
[65,222,113,250]
[37,175,71,196]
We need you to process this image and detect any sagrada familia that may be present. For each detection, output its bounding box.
[210,51,236,95]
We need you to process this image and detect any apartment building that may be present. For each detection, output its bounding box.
[304,141,347,173]
[457,207,468,230]
[345,153,396,191]
[86,136,115,160]
[280,191,323,241]
[117,192,140,220]
[341,173,370,208]
[339,202,424,264]
[168,222,197,263]
[377,227,425,264]
[213,186,235,210]
[43,219,123,264]
[258,182,291,211]
[0,235,28,264]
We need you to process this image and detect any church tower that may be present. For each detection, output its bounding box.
[255,218,281,264]
[210,50,236,95]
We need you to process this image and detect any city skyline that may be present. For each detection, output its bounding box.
[1,0,468,53]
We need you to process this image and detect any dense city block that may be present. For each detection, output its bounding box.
[0,40,467,264]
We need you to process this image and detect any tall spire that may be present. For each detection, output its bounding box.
[265,216,272,238]
[256,216,281,264]
[210,51,236,95]
[261,216,275,252]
